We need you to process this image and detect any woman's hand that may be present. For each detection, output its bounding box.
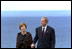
[31,44,35,48]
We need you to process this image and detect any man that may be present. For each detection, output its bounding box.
[31,17,55,48]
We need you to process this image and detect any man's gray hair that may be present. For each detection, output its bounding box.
[42,17,48,23]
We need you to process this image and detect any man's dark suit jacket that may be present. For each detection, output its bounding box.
[33,25,55,48]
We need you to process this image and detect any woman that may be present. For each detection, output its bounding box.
[16,22,33,48]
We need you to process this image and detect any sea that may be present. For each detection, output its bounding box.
[1,11,71,48]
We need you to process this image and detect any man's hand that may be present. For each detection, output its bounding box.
[31,44,35,48]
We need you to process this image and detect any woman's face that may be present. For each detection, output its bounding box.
[21,25,26,32]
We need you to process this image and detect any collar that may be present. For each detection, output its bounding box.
[42,25,47,29]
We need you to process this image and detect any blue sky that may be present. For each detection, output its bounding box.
[1,10,71,17]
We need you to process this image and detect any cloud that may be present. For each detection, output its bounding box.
[1,1,71,11]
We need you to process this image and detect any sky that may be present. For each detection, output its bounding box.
[1,10,71,17]
[1,1,71,17]
[1,1,71,11]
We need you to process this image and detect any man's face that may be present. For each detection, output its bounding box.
[41,18,46,26]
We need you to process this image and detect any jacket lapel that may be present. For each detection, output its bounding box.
[39,26,43,38]
[44,26,49,36]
